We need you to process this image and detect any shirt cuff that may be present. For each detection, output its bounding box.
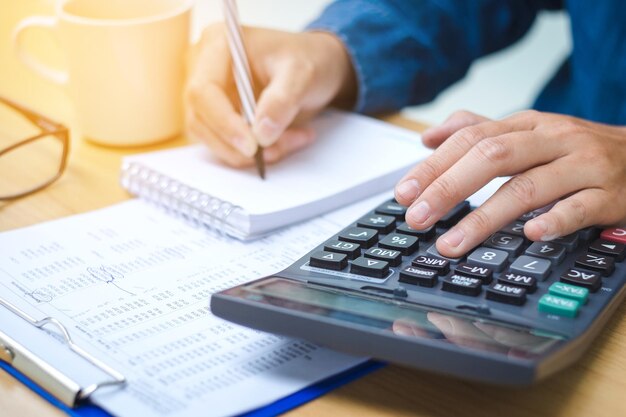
[305,2,404,114]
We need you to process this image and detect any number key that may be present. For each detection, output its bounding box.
[483,233,524,256]
[509,255,551,280]
[500,221,526,237]
[525,242,566,265]
[467,247,509,272]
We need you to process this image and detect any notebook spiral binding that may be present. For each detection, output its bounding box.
[120,162,246,239]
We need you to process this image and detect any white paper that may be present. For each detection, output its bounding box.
[0,195,389,417]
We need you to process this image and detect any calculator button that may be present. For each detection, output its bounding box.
[483,233,525,257]
[375,200,407,220]
[500,221,526,237]
[399,266,438,287]
[364,247,403,266]
[497,271,537,293]
[309,251,348,271]
[350,256,389,278]
[396,223,435,240]
[426,244,464,264]
[578,227,601,242]
[324,240,361,260]
[486,283,527,306]
[467,247,508,272]
[525,242,566,265]
[552,233,579,252]
[437,201,470,228]
[412,255,450,274]
[454,263,493,284]
[549,282,589,304]
[378,233,419,255]
[588,239,626,261]
[509,255,551,280]
[441,275,482,296]
[338,227,379,248]
[574,253,615,276]
[517,206,550,222]
[538,294,580,318]
[600,227,626,244]
[357,213,396,234]
[560,268,602,292]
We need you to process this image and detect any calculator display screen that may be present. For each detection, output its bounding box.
[234,277,564,359]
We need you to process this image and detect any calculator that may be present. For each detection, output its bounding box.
[211,198,626,385]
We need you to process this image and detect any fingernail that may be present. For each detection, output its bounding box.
[441,227,465,248]
[533,219,559,241]
[232,136,256,157]
[254,117,280,147]
[408,201,430,224]
[395,179,420,202]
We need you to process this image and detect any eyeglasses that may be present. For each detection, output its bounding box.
[0,96,69,200]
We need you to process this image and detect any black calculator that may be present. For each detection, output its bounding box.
[211,197,626,385]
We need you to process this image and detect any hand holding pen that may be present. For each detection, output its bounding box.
[184,13,357,169]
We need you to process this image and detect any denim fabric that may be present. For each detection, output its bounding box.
[307,0,626,125]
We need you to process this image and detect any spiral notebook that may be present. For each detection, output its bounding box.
[120,110,431,239]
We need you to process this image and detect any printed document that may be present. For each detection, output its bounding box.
[0,196,385,417]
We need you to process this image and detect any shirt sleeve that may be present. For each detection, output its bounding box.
[306,0,563,114]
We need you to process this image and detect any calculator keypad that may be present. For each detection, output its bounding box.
[303,199,624,320]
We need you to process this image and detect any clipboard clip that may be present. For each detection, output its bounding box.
[0,296,127,408]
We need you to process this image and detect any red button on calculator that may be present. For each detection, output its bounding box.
[601,228,626,244]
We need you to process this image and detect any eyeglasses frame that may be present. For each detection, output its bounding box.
[0,96,69,201]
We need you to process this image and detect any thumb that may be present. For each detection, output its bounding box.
[422,110,490,149]
[253,62,312,147]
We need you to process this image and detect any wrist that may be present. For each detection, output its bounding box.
[306,31,357,109]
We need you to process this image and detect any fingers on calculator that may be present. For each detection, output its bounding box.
[307,199,626,318]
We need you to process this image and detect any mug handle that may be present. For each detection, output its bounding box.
[12,16,69,85]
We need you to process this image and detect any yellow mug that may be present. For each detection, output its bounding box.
[13,0,193,146]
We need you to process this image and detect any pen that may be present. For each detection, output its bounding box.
[222,0,266,179]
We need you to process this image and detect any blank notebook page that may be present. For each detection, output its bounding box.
[123,110,431,236]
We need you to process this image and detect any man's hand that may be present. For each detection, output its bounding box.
[395,110,626,258]
[185,25,356,167]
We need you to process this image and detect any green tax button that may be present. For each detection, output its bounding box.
[538,294,581,318]
[549,282,589,304]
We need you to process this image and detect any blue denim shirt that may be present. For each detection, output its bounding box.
[307,0,626,125]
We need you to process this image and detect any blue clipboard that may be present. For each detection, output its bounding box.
[1,359,383,417]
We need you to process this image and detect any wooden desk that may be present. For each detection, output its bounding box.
[2,124,626,417]
[1,2,625,417]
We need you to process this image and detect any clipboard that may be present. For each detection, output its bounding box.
[0,295,382,416]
